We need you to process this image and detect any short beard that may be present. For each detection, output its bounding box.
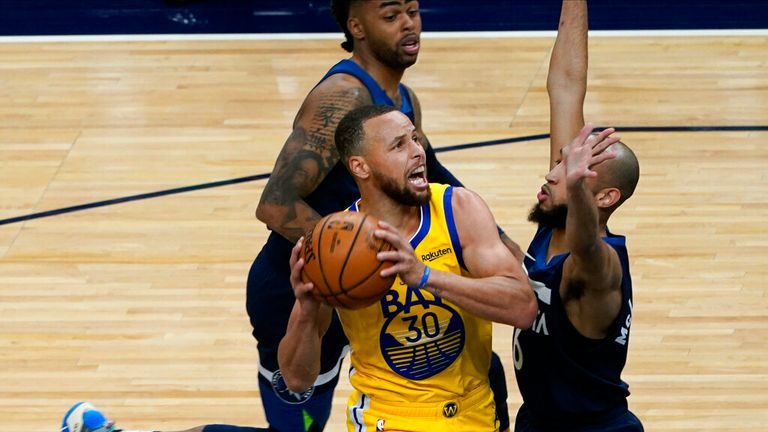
[528,202,568,229]
[369,39,417,70]
[378,174,430,207]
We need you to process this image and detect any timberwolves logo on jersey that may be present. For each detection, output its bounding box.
[379,283,465,380]
[270,369,314,404]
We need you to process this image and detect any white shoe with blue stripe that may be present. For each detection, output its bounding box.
[61,402,115,432]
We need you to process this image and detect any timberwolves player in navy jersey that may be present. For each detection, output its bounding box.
[512,1,643,431]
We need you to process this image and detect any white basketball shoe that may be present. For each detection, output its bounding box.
[61,402,115,432]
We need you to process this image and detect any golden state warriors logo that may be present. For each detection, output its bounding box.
[442,401,458,418]
[379,285,465,380]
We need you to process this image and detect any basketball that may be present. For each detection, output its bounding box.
[300,211,396,309]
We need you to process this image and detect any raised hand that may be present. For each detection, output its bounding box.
[563,123,620,187]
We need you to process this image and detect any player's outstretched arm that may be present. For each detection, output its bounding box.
[256,76,371,243]
[374,190,537,328]
[277,238,334,392]
[548,0,588,169]
[561,124,624,337]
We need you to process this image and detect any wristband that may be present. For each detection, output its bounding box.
[417,265,431,289]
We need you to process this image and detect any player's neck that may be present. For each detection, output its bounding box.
[358,193,421,238]
[350,53,405,100]
[548,228,568,261]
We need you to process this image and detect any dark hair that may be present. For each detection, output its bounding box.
[330,0,358,52]
[335,104,398,162]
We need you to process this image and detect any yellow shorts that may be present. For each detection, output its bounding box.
[345,384,498,432]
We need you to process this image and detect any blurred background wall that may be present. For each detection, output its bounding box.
[1,0,766,36]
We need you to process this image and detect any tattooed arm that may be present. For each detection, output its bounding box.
[256,75,371,243]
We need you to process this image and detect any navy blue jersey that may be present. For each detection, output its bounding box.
[261,59,458,261]
[514,225,635,429]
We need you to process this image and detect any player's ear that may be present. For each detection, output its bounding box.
[348,156,370,180]
[595,187,621,209]
[348,16,364,41]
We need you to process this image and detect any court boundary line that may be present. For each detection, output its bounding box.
[1,29,767,43]
[1,124,766,226]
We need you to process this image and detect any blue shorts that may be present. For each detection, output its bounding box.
[489,351,510,431]
[514,404,643,432]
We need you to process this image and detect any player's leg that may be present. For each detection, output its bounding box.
[489,351,510,432]
[511,404,535,432]
[257,369,338,432]
[581,411,644,432]
[511,404,644,432]
[246,249,350,431]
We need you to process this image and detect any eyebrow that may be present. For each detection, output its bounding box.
[389,127,416,147]
[378,0,415,8]
[390,133,407,146]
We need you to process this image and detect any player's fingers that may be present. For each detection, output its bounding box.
[590,150,618,166]
[295,280,314,296]
[593,127,616,145]
[290,237,303,267]
[572,123,595,147]
[376,250,401,262]
[374,228,397,244]
[591,136,620,157]
[375,228,409,251]
[599,135,621,147]
[382,261,416,280]
[380,266,399,278]
[290,257,304,283]
[377,220,395,230]
[380,260,411,278]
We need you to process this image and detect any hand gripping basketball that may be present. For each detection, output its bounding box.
[299,211,397,309]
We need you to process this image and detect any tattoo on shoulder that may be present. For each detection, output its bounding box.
[261,86,369,210]
[305,86,369,162]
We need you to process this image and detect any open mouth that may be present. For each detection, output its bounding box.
[408,165,428,189]
[401,35,420,55]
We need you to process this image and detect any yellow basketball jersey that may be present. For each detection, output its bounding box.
[339,183,493,403]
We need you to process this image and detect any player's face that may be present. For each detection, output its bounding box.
[530,157,606,228]
[365,111,430,206]
[538,161,568,209]
[529,161,569,228]
[358,0,421,69]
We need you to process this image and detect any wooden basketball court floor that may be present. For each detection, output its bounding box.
[1,32,766,431]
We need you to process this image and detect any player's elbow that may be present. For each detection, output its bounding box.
[278,348,316,393]
[504,282,538,329]
[255,201,274,226]
[283,371,314,394]
[514,293,539,330]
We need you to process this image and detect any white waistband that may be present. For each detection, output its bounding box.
[259,344,350,387]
